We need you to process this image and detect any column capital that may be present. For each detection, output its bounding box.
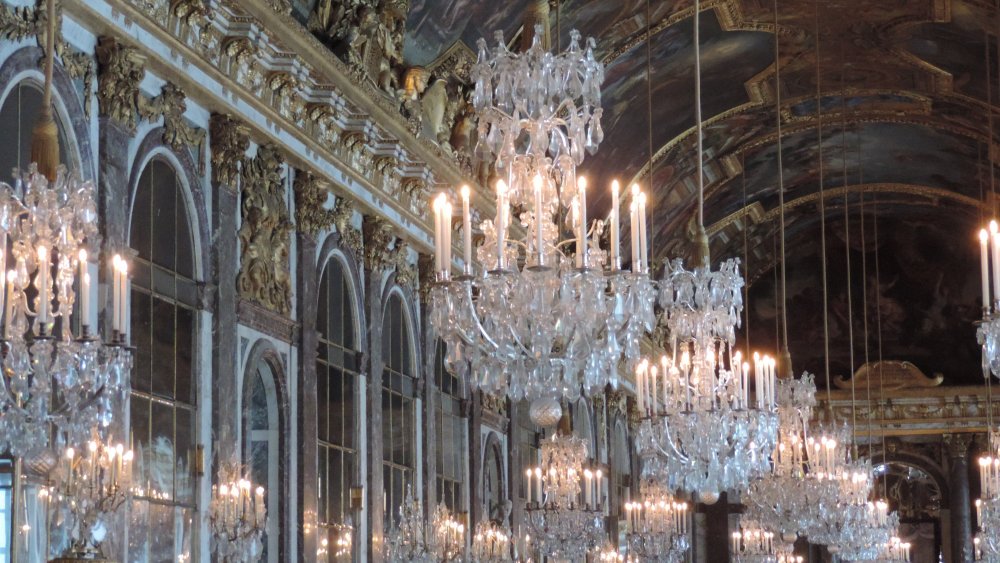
[945,433,974,460]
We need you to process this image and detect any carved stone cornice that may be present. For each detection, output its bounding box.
[96,36,146,130]
[480,392,508,418]
[815,385,1000,438]
[209,114,250,189]
[138,81,206,167]
[237,144,293,314]
[361,214,395,273]
[293,171,337,238]
[332,196,362,256]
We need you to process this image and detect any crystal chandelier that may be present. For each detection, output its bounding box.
[801,458,875,545]
[429,24,655,403]
[0,164,134,457]
[745,373,854,541]
[385,486,435,562]
[0,0,132,460]
[209,466,267,562]
[471,520,512,562]
[430,504,467,562]
[824,499,898,561]
[731,517,798,563]
[977,435,1000,562]
[635,348,779,500]
[523,432,606,559]
[49,435,134,559]
[623,479,690,562]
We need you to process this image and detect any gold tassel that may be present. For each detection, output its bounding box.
[30,103,58,182]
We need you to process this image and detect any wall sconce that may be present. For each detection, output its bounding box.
[350,485,364,512]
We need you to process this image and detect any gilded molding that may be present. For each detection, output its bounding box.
[1,1,95,116]
[480,392,508,418]
[293,170,337,238]
[209,114,250,188]
[944,433,973,459]
[96,37,146,130]
[138,81,206,169]
[331,196,362,256]
[237,144,293,314]
[392,239,416,287]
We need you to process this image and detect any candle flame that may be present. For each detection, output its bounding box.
[460,185,470,200]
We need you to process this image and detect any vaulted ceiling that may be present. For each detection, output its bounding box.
[401,0,994,385]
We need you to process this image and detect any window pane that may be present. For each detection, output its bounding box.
[150,297,176,400]
[131,290,152,394]
[175,305,194,405]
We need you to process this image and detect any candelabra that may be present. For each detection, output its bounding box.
[429,25,655,404]
[636,340,779,499]
[0,164,133,458]
[471,520,512,562]
[977,497,1000,562]
[209,466,267,563]
[523,433,606,559]
[623,479,690,563]
[824,500,898,561]
[864,536,911,563]
[978,222,1000,378]
[49,435,133,560]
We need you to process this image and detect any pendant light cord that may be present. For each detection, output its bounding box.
[841,50,858,449]
[815,0,832,404]
[646,0,654,266]
[30,0,59,180]
[694,0,704,231]
[773,0,791,377]
[859,131,873,448]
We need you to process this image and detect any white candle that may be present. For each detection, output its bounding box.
[460,186,472,271]
[443,201,453,277]
[611,180,620,270]
[433,195,443,274]
[572,198,583,269]
[630,200,639,272]
[533,175,544,266]
[992,222,1000,307]
[742,362,749,409]
[578,176,588,268]
[496,180,507,270]
[3,270,13,340]
[79,249,89,333]
[595,470,603,507]
[987,232,994,309]
[534,468,542,503]
[122,262,130,342]
[650,366,659,414]
[112,254,122,334]
[37,246,48,327]
[636,362,646,414]
[584,469,592,506]
[638,191,647,273]
[661,357,669,411]
[525,469,533,503]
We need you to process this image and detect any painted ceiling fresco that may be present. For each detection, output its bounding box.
[302,0,1000,385]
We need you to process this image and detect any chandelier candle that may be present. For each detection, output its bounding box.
[460,186,472,272]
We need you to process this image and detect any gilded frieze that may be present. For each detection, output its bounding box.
[237,145,293,314]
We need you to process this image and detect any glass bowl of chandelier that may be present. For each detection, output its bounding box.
[732,516,802,563]
[635,346,779,501]
[523,432,607,560]
[429,23,656,405]
[623,478,690,563]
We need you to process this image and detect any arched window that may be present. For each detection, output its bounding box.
[128,157,197,560]
[382,293,416,525]
[434,341,465,512]
[316,257,360,553]
[0,81,69,177]
[244,359,281,563]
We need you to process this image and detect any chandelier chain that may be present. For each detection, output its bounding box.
[695,0,704,230]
